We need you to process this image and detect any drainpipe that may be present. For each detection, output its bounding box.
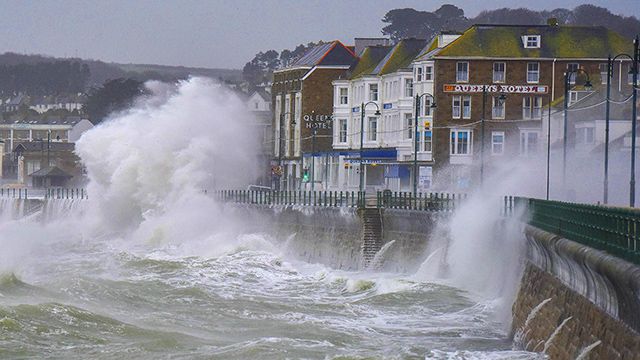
[552,58,557,101]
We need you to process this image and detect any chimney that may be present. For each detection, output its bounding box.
[354,38,391,56]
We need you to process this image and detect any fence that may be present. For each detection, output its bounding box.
[376,191,468,211]
[213,190,366,208]
[0,188,88,200]
[514,197,640,265]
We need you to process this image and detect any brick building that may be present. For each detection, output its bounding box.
[429,23,632,189]
[271,41,357,190]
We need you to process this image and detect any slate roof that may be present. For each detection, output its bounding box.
[372,38,427,75]
[289,41,357,68]
[29,166,73,178]
[436,24,631,59]
[348,46,393,79]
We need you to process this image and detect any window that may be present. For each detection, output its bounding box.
[520,131,539,155]
[367,116,377,141]
[524,35,541,48]
[369,84,378,101]
[493,62,506,83]
[492,96,505,119]
[416,67,423,81]
[456,62,469,82]
[523,96,542,119]
[423,130,432,152]
[577,127,595,144]
[629,65,636,85]
[527,62,540,83]
[339,88,348,105]
[404,79,413,97]
[423,97,433,117]
[254,102,259,109]
[491,131,505,155]
[339,119,347,143]
[425,66,433,81]
[462,95,471,119]
[599,63,608,84]
[450,129,472,155]
[404,113,413,140]
[567,63,579,84]
[452,96,461,119]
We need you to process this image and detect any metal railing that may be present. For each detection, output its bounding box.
[0,188,88,200]
[514,197,640,265]
[376,191,468,211]
[213,190,366,208]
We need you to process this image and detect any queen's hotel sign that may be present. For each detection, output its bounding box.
[443,84,548,94]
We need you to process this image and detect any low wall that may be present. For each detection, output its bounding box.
[512,225,640,359]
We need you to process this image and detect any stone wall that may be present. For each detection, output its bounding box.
[511,225,640,359]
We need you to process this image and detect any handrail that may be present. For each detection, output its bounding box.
[212,189,366,208]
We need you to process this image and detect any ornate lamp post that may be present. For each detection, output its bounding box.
[413,93,436,206]
[359,101,381,193]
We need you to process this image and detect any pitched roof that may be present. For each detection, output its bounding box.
[436,24,632,59]
[29,165,73,178]
[373,38,427,75]
[289,41,357,68]
[0,115,83,126]
[349,46,393,79]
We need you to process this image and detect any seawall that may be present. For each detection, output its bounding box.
[512,225,640,359]
[223,204,448,271]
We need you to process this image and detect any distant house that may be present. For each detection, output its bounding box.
[13,141,81,186]
[2,94,28,112]
[28,93,86,114]
[247,88,273,186]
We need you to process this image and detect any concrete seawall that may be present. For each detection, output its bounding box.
[224,204,448,271]
[512,225,640,359]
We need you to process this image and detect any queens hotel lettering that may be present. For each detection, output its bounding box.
[304,114,333,129]
[443,84,549,94]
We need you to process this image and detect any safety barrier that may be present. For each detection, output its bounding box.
[514,197,640,265]
[376,190,468,211]
[213,190,366,208]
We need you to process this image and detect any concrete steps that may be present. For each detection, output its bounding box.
[360,208,383,267]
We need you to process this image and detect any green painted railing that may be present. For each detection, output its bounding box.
[514,197,640,265]
[213,190,366,208]
[376,191,468,211]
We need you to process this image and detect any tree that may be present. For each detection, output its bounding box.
[381,5,470,42]
[84,78,145,124]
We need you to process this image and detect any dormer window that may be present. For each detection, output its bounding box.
[523,35,541,49]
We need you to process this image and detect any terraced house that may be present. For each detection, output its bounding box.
[330,39,429,192]
[429,22,632,189]
[271,41,357,190]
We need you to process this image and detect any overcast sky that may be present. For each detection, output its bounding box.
[0,0,638,69]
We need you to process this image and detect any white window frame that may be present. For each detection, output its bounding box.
[404,113,413,140]
[522,97,541,119]
[416,67,423,82]
[367,116,377,142]
[369,84,378,101]
[520,130,540,155]
[423,97,433,117]
[493,62,506,83]
[567,63,579,85]
[423,129,432,152]
[338,118,348,143]
[425,65,433,81]
[491,131,505,155]
[492,96,505,119]
[339,88,348,105]
[456,62,469,83]
[450,129,472,155]
[599,63,608,84]
[523,35,541,49]
[452,95,461,119]
[462,95,471,119]
[527,62,540,84]
[404,78,413,98]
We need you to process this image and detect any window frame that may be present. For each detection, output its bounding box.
[493,62,506,83]
[491,131,505,155]
[462,95,471,119]
[338,118,348,143]
[492,96,506,119]
[450,129,472,155]
[367,116,378,142]
[404,78,413,98]
[339,87,349,105]
[369,83,378,102]
[425,65,433,81]
[452,95,462,119]
[527,62,540,84]
[456,62,469,83]
[524,35,541,49]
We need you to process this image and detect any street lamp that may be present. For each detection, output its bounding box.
[563,68,593,195]
[360,101,381,193]
[604,51,636,204]
[481,86,506,185]
[413,93,436,205]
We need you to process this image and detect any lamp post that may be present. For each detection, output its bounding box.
[631,36,639,207]
[413,93,436,205]
[480,86,506,186]
[360,101,381,193]
[546,95,551,200]
[311,127,316,191]
[563,68,592,194]
[605,53,635,204]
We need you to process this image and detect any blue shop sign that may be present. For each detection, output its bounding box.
[383,103,392,109]
[352,106,360,113]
